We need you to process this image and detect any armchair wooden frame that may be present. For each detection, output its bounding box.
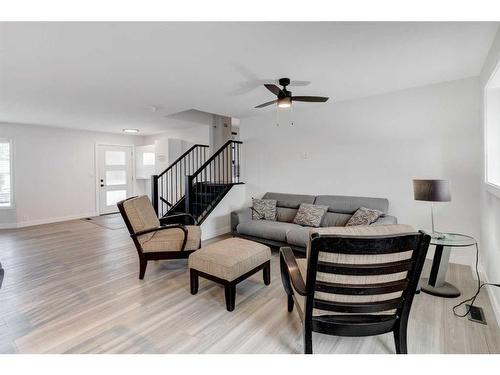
[280,230,430,354]
[118,197,200,279]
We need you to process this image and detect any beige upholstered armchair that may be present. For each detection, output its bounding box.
[280,224,430,354]
[118,196,201,279]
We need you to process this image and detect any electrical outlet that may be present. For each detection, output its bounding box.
[466,304,487,325]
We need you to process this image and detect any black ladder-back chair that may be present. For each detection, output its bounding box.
[280,227,430,354]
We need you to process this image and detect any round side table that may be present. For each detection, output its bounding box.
[420,233,476,298]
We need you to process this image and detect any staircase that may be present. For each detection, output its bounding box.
[152,140,243,224]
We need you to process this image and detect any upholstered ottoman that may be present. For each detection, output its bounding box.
[188,237,271,311]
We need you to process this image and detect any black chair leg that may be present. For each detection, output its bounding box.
[263,261,271,285]
[139,258,147,280]
[393,319,408,354]
[190,269,199,294]
[304,327,313,354]
[287,295,294,312]
[225,284,236,312]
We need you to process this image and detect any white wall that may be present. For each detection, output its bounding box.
[200,184,246,240]
[143,125,210,173]
[0,120,234,241]
[142,123,245,240]
[0,122,144,227]
[479,27,500,323]
[0,120,238,241]
[241,77,481,266]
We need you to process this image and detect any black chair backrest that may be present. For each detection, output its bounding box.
[304,230,430,334]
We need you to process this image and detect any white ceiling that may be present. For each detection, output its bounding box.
[0,22,497,135]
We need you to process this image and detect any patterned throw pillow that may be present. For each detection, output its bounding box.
[345,207,383,226]
[251,198,277,221]
[293,203,329,227]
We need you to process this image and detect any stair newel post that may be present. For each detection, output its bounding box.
[151,175,159,215]
[185,175,194,215]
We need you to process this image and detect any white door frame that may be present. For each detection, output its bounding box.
[95,143,136,215]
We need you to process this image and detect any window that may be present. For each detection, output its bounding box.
[105,150,126,166]
[485,70,500,190]
[0,140,12,208]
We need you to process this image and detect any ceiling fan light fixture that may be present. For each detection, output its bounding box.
[278,96,291,108]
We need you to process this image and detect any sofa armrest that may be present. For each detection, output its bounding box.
[371,215,398,226]
[231,207,252,232]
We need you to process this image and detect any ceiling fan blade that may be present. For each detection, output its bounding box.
[292,96,329,103]
[264,84,284,96]
[255,99,278,108]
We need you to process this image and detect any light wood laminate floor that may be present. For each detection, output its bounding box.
[0,218,499,354]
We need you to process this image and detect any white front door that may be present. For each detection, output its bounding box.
[97,145,133,215]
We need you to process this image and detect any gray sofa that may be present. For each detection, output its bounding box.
[231,192,397,252]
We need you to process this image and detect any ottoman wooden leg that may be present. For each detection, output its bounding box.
[263,260,271,285]
[225,283,236,312]
[190,269,199,295]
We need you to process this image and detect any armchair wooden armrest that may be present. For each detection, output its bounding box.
[133,224,188,238]
[160,212,198,226]
[280,247,307,296]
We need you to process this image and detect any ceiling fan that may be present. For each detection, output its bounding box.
[255,77,329,109]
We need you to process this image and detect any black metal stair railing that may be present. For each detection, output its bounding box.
[151,144,209,217]
[185,140,243,224]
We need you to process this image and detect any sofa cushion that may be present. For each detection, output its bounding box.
[262,192,315,209]
[293,203,328,227]
[346,207,383,226]
[251,198,277,221]
[276,207,297,223]
[236,220,302,242]
[286,226,312,247]
[314,195,389,214]
[371,215,397,225]
[321,212,352,227]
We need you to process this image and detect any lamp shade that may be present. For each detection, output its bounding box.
[413,179,451,202]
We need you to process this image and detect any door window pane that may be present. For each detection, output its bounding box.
[105,151,126,166]
[143,152,155,166]
[106,190,126,206]
[0,140,11,207]
[106,170,127,186]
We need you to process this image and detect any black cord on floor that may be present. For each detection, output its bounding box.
[452,243,500,317]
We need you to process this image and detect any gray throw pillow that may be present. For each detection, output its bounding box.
[345,207,383,226]
[293,203,328,227]
[252,198,277,221]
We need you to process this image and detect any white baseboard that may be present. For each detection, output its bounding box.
[1,212,98,229]
[0,223,16,229]
[481,271,500,328]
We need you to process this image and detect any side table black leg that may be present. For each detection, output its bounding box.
[421,245,460,298]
